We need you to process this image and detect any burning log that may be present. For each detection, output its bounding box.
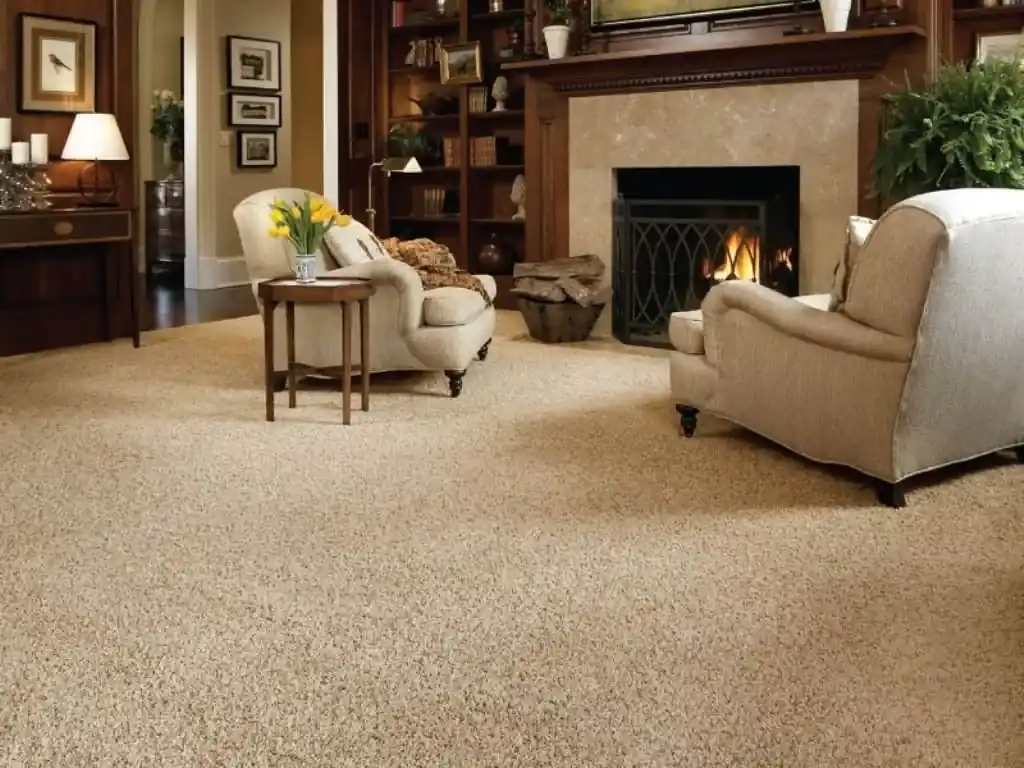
[512,254,609,306]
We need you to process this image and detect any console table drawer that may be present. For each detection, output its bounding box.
[0,209,132,250]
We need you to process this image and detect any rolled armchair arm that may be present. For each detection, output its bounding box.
[322,259,424,335]
[703,281,913,363]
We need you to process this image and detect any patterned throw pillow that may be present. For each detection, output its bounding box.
[828,216,876,312]
[322,217,391,267]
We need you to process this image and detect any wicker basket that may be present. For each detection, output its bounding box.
[518,298,603,343]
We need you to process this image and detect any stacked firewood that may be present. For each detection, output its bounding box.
[511,254,610,306]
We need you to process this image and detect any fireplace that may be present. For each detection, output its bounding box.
[611,166,800,348]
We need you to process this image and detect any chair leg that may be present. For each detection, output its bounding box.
[876,480,907,509]
[1015,445,1024,463]
[272,372,288,392]
[477,338,491,361]
[676,404,699,438]
[445,369,465,398]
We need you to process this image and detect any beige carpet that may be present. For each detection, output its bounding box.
[0,312,1021,767]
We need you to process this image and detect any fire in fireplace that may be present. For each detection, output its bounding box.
[611,165,800,348]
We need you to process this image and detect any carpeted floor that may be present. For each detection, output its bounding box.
[0,311,1021,767]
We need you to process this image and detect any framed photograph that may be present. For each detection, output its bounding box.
[976,32,1024,63]
[440,42,483,86]
[236,131,277,168]
[226,36,282,92]
[17,13,97,113]
[228,93,282,128]
[591,0,795,26]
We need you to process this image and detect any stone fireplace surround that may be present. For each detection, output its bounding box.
[568,80,860,336]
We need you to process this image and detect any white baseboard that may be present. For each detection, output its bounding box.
[216,255,250,287]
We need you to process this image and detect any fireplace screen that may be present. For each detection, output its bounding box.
[611,166,799,348]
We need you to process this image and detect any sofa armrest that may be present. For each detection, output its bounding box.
[322,259,424,335]
[702,281,913,363]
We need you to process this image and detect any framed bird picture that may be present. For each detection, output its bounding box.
[17,14,97,114]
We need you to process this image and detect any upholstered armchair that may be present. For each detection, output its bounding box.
[233,188,496,397]
[669,189,1024,506]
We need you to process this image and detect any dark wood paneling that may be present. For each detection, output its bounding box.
[0,0,136,356]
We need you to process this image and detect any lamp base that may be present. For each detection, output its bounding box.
[76,161,119,207]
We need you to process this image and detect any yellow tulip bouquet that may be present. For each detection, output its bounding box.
[268,194,352,282]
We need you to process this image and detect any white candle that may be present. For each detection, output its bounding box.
[11,142,30,165]
[0,118,11,151]
[29,133,49,165]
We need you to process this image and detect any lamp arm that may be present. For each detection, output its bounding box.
[366,161,384,233]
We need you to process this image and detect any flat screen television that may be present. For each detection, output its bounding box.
[592,0,813,27]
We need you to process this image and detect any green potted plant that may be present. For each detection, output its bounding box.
[543,0,572,60]
[873,58,1024,207]
[150,89,185,181]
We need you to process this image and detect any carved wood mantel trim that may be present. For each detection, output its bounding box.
[505,26,927,263]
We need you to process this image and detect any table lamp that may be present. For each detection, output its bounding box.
[366,156,422,232]
[61,113,130,206]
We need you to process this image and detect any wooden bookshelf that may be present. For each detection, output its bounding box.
[950,1,1024,61]
[380,0,529,309]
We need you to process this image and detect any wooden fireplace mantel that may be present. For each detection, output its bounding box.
[502,26,925,93]
[503,26,927,265]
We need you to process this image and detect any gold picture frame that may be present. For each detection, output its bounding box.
[440,42,483,86]
[17,13,97,114]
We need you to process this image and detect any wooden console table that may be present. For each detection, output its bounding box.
[0,208,139,357]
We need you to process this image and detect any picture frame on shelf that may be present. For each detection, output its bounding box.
[226,35,282,91]
[440,42,483,86]
[228,93,282,128]
[976,31,1024,63]
[236,131,277,169]
[16,13,97,113]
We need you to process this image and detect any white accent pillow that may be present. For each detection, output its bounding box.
[829,215,876,312]
[322,218,392,267]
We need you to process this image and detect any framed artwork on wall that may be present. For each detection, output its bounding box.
[17,13,97,113]
[440,42,483,86]
[976,32,1024,63]
[227,93,282,128]
[237,131,277,168]
[226,36,282,92]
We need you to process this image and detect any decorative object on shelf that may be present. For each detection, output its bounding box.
[409,91,459,116]
[873,58,1024,207]
[0,147,52,213]
[236,130,277,169]
[976,30,1024,61]
[267,193,352,284]
[478,233,514,274]
[490,0,505,10]
[440,42,484,85]
[591,0,798,26]
[820,0,852,31]
[61,112,130,206]
[226,36,282,92]
[512,255,609,343]
[524,6,538,57]
[436,0,451,16]
[783,0,812,35]
[227,92,281,128]
[491,76,510,111]
[405,41,418,65]
[366,156,423,232]
[387,125,443,164]
[150,89,185,180]
[856,0,901,26]
[577,0,593,54]
[511,174,526,220]
[17,14,97,113]
[544,0,572,59]
[503,20,525,58]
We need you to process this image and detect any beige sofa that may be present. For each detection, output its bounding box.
[669,189,1024,506]
[234,188,495,397]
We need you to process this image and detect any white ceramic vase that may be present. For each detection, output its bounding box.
[543,25,570,60]
[820,0,852,32]
[294,253,317,283]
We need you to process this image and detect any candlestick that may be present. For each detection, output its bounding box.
[30,133,49,165]
[0,119,11,151]
[11,142,30,165]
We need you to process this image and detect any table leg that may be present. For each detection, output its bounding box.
[263,299,277,422]
[359,298,370,411]
[341,300,353,425]
[286,301,297,409]
[128,245,141,348]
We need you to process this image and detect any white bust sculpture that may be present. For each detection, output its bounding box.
[511,174,526,220]
[491,76,509,112]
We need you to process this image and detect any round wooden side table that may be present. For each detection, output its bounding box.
[257,277,376,424]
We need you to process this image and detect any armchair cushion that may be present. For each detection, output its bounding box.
[829,216,875,312]
[422,287,488,327]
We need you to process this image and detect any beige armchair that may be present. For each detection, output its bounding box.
[234,188,496,397]
[669,189,1024,506]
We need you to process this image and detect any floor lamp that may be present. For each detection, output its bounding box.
[366,157,422,232]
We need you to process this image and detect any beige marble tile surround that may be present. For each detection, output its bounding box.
[569,80,859,337]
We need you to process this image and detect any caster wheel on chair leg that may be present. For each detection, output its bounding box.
[676,404,699,438]
[445,369,465,398]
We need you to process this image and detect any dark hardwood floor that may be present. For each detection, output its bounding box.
[142,273,257,332]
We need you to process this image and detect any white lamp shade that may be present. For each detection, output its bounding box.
[61,113,130,162]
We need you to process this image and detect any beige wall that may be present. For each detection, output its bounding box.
[290,0,324,194]
[214,0,293,265]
